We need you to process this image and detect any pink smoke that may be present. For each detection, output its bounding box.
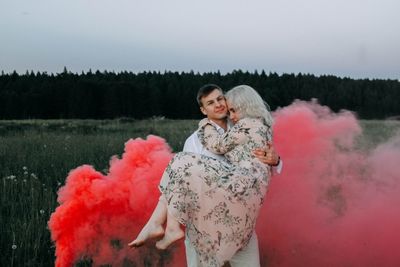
[48,135,186,267]
[49,100,400,267]
[257,100,400,267]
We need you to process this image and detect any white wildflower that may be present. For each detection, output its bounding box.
[7,175,16,180]
[12,244,17,250]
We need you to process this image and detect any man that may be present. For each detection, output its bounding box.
[183,84,282,267]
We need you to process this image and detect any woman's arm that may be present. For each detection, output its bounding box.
[197,118,251,154]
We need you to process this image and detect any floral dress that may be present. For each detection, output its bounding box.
[159,117,272,266]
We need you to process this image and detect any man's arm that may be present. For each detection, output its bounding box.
[253,141,283,174]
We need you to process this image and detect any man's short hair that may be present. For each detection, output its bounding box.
[196,84,223,106]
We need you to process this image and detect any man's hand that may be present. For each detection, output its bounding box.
[253,141,280,166]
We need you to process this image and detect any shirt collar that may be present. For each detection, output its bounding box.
[208,119,233,134]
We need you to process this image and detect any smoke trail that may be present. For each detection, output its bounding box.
[49,101,400,266]
[257,100,400,267]
[48,135,186,267]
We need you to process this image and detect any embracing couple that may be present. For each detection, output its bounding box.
[129,84,282,267]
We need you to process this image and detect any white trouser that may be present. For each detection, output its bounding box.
[185,231,260,267]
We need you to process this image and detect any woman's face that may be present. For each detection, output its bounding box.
[226,100,241,124]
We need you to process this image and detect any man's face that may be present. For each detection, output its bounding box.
[199,89,227,121]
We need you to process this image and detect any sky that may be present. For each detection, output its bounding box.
[1,0,399,79]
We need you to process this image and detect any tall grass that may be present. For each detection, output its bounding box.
[0,118,399,266]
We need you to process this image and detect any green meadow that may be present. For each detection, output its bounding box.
[1,118,399,266]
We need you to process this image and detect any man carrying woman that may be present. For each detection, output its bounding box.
[129,85,281,267]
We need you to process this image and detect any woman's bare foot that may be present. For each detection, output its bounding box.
[155,227,184,250]
[128,223,164,248]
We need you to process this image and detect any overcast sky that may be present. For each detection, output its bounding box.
[1,0,399,79]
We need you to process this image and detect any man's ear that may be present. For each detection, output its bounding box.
[200,106,207,116]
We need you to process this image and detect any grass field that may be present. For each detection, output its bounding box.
[1,118,399,266]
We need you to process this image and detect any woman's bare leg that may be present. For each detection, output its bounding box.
[155,209,184,250]
[128,196,167,248]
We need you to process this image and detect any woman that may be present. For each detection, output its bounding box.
[129,85,273,267]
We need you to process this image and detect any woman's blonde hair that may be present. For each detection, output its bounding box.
[225,85,273,126]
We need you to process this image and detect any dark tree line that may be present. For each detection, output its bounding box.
[0,69,399,119]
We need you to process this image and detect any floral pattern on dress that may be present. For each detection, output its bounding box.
[159,117,272,266]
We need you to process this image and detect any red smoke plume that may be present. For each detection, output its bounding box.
[257,100,400,267]
[48,136,185,267]
[49,101,400,266]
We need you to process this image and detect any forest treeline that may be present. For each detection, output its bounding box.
[0,69,399,119]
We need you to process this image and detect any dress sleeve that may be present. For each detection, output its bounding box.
[197,118,252,154]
